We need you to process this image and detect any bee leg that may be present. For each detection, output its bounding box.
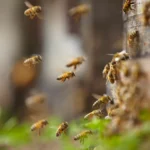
[74,14,81,22]
[38,129,41,136]
[63,130,67,135]
[61,78,66,82]
[80,137,84,144]
[74,65,77,70]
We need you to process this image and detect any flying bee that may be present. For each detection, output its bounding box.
[57,71,75,82]
[74,130,92,143]
[25,93,46,107]
[123,0,134,14]
[56,122,68,137]
[31,119,48,136]
[23,55,42,67]
[66,56,85,70]
[69,4,91,22]
[111,50,130,64]
[24,1,43,19]
[127,30,139,47]
[103,63,110,78]
[92,93,114,108]
[84,109,104,120]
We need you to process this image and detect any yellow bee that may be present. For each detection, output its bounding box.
[57,71,75,82]
[66,57,85,70]
[123,0,134,14]
[69,4,91,22]
[106,63,118,84]
[111,50,130,64]
[23,55,42,67]
[25,93,46,107]
[24,1,43,19]
[56,122,68,137]
[127,30,139,47]
[84,109,104,120]
[92,93,114,108]
[74,130,92,143]
[31,119,48,135]
[103,63,110,78]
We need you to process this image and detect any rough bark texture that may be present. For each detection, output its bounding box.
[123,0,150,57]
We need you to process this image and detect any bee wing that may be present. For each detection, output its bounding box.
[106,54,114,56]
[92,93,102,99]
[37,13,44,20]
[24,1,33,8]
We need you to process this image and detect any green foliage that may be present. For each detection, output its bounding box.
[0,114,150,150]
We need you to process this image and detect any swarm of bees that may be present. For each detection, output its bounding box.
[103,50,130,84]
[69,4,91,22]
[123,0,135,14]
[24,1,43,19]
[21,0,148,147]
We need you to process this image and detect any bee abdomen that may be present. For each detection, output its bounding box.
[74,135,80,140]
[66,63,73,67]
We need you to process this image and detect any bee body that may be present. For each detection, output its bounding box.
[24,1,42,19]
[123,0,134,14]
[103,63,110,78]
[23,55,42,67]
[106,63,118,84]
[84,109,104,120]
[56,122,68,137]
[74,130,92,143]
[92,94,113,108]
[31,119,48,135]
[25,93,46,107]
[128,30,139,47]
[57,71,75,82]
[66,57,85,70]
[112,50,129,63]
[24,6,41,19]
[69,4,91,22]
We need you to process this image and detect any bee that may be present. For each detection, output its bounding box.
[103,63,110,78]
[31,119,48,135]
[23,55,42,67]
[127,30,139,47]
[56,122,68,137]
[25,93,46,107]
[66,56,85,70]
[74,130,92,143]
[57,71,75,82]
[92,93,114,108]
[24,1,43,19]
[106,63,118,84]
[111,50,130,64]
[69,4,91,22]
[143,2,150,26]
[84,109,104,120]
[123,0,134,14]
